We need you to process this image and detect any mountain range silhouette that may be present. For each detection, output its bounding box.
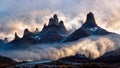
[7,12,111,45]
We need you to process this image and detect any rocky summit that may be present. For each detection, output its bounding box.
[63,12,110,42]
[40,14,67,36]
[81,12,110,35]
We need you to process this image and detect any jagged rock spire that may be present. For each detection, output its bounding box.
[34,28,39,33]
[48,14,59,26]
[14,32,19,40]
[41,14,68,36]
[23,28,32,37]
[86,12,96,24]
[48,18,55,26]
[24,29,29,33]
[59,21,64,25]
[4,37,9,43]
[42,23,47,31]
[59,21,67,32]
[81,12,97,29]
[53,14,58,23]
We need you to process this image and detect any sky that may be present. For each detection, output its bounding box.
[0,0,120,41]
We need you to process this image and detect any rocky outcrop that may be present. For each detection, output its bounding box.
[34,28,39,33]
[23,29,34,37]
[9,30,37,45]
[0,55,17,68]
[14,32,20,40]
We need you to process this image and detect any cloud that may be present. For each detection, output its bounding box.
[0,33,120,61]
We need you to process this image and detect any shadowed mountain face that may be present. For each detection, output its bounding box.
[62,28,89,42]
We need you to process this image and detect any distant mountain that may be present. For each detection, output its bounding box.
[63,12,110,42]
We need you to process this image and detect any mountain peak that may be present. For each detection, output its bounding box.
[42,23,47,31]
[14,32,19,40]
[53,14,58,23]
[86,12,96,23]
[34,28,39,33]
[48,14,59,26]
[23,28,33,37]
[81,12,97,29]
[59,21,64,25]
[48,18,55,26]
